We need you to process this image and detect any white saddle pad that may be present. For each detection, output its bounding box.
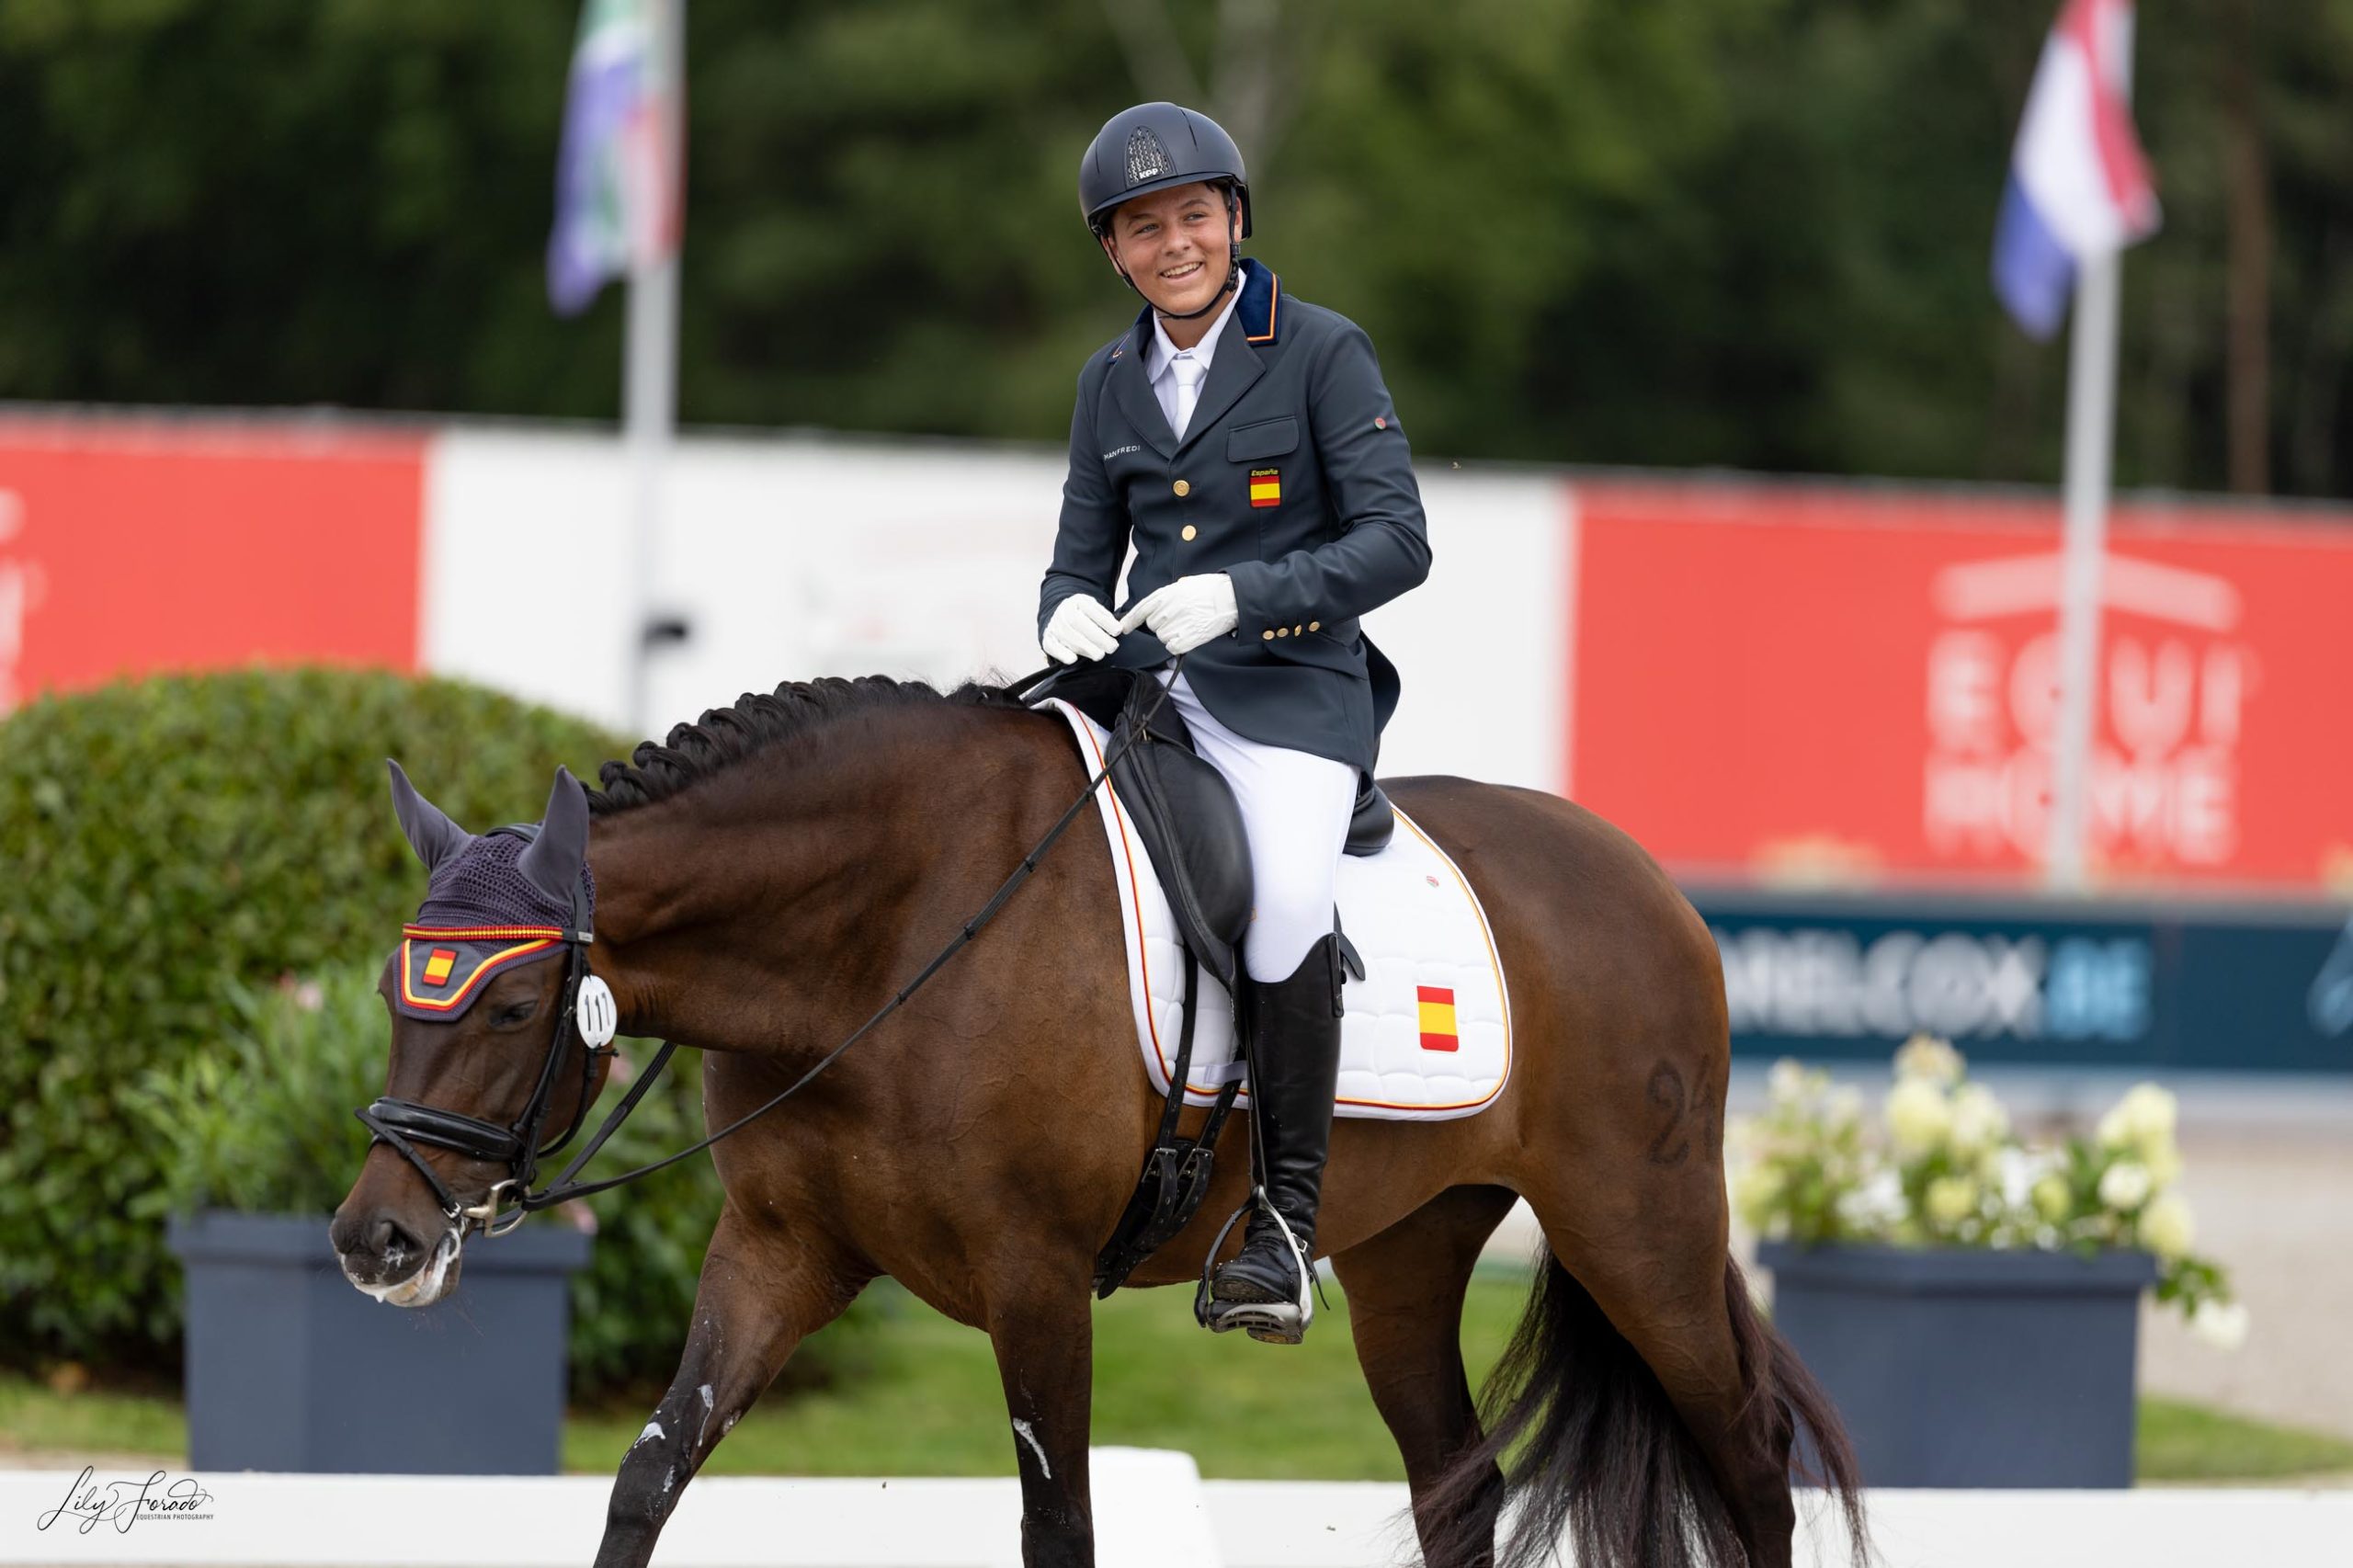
[1041,699,1512,1121]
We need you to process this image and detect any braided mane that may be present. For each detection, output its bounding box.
[587,674,1022,817]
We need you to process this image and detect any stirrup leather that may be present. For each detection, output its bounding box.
[1193,1185,1315,1343]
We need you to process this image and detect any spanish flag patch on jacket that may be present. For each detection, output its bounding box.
[1249,468,1280,508]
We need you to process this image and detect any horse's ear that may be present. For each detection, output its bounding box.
[517,766,588,908]
[387,759,472,871]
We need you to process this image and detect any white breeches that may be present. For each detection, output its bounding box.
[1159,669,1358,983]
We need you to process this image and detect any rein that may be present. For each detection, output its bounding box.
[365,656,1178,1238]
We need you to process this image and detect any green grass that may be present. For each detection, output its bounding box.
[2137,1396,2353,1483]
[565,1276,1528,1481]
[7,1275,2350,1486]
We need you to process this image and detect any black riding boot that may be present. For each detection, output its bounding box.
[1204,932,1344,1343]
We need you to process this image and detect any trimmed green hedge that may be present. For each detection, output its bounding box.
[0,666,750,1394]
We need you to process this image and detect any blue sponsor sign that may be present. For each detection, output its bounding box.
[1686,887,2353,1077]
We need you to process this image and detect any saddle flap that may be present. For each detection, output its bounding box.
[1108,676,1253,993]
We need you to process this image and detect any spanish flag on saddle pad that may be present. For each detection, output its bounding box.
[1417,986,1459,1052]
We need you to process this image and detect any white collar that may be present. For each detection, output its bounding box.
[1145,270,1245,384]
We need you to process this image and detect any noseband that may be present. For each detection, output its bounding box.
[357,824,618,1238]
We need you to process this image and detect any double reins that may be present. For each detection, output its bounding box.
[365,657,1178,1237]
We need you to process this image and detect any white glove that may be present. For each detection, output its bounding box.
[1118,574,1238,655]
[1041,593,1123,664]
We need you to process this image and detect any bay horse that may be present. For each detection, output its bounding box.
[330,676,1862,1568]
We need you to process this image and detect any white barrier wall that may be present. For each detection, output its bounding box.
[422,430,1571,790]
[6,1466,2347,1568]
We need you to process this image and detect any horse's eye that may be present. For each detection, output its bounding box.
[493,1000,539,1028]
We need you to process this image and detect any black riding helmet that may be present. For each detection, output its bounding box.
[1079,102,1252,321]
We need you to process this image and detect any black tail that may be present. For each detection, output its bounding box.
[1420,1252,1866,1568]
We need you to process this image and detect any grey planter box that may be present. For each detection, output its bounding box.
[1757,1241,2157,1489]
[166,1210,591,1474]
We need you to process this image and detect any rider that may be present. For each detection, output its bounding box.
[1038,103,1430,1341]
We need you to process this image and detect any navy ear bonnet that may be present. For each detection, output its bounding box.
[417,831,589,931]
[386,761,596,1023]
[395,833,594,1023]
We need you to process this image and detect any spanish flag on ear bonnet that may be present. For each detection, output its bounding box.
[392,831,592,1022]
[1078,101,1252,238]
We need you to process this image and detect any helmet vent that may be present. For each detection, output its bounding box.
[1123,126,1171,187]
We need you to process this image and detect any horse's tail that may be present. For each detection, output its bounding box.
[1419,1251,1866,1568]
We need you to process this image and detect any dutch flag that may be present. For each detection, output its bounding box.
[1993,0,2161,339]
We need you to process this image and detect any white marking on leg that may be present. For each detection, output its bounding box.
[696,1383,716,1444]
[631,1420,665,1450]
[1011,1417,1051,1480]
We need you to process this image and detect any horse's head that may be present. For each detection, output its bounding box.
[329,762,615,1308]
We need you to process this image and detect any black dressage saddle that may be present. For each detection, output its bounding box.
[1031,663,1391,996]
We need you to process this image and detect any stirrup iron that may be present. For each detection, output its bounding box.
[1192,1185,1316,1344]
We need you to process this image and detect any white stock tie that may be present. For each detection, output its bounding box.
[1170,352,1208,440]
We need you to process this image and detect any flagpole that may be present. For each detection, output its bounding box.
[2045,244,2120,891]
[621,0,684,743]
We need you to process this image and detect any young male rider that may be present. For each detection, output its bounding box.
[1038,102,1430,1342]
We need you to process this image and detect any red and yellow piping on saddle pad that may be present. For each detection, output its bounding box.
[396,924,565,1016]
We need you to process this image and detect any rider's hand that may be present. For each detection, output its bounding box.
[1041,593,1123,664]
[1118,574,1238,655]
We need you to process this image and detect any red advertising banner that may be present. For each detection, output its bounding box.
[1570,482,2353,892]
[0,420,425,713]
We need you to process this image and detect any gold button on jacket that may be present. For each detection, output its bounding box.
[1172,479,1190,497]
[1180,525,1197,540]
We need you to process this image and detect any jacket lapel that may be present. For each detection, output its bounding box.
[1108,312,1176,457]
[1173,260,1279,455]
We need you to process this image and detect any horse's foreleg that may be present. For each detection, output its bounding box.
[1330,1183,1518,1568]
[593,1206,865,1568]
[983,1271,1097,1568]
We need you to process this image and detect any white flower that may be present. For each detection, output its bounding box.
[2142,1137,2184,1191]
[1894,1033,1965,1088]
[1886,1078,1952,1156]
[2098,1161,2153,1211]
[1836,1168,1908,1235]
[1948,1083,2010,1155]
[2189,1299,2249,1351]
[1826,1085,1865,1129]
[2141,1192,2196,1259]
[2032,1173,2074,1224]
[1991,1145,2043,1210]
[2117,1083,2178,1147]
[1926,1175,1979,1227]
[2096,1105,2132,1149]
[1768,1058,1809,1108]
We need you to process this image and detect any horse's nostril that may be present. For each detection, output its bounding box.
[368,1216,425,1267]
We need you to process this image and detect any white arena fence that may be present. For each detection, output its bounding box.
[3,1453,2346,1568]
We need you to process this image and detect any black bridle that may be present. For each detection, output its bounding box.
[357,823,615,1237]
[356,660,1176,1239]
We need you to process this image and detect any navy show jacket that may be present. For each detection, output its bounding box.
[1036,258,1431,776]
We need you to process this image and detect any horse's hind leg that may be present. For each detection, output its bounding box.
[1330,1183,1519,1568]
[594,1206,867,1568]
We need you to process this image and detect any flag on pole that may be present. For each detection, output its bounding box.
[548,0,681,316]
[1993,0,2159,339]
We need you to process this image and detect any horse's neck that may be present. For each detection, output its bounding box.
[584,729,951,1054]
